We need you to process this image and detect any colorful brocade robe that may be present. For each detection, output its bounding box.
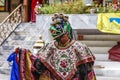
[36,40,96,80]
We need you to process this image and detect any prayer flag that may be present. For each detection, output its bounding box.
[97,13,120,34]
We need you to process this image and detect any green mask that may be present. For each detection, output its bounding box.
[50,22,73,40]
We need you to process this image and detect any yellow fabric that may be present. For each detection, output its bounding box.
[25,50,32,80]
[39,74,50,80]
[0,7,4,11]
[92,76,97,80]
[97,13,120,34]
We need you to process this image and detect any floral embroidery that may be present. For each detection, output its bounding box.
[60,59,68,68]
[50,46,78,78]
[39,41,94,79]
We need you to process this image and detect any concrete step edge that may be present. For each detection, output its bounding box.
[81,35,120,41]
[96,76,120,80]
[89,46,112,54]
[94,61,120,69]
[79,41,117,47]
[94,53,109,61]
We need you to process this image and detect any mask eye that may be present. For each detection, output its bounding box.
[50,30,56,34]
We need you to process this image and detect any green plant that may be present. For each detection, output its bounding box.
[41,1,120,14]
[41,1,86,14]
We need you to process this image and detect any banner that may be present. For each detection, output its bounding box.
[97,13,120,34]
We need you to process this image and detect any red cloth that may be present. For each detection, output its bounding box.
[19,49,36,80]
[108,42,120,61]
[31,0,43,22]
[15,48,19,63]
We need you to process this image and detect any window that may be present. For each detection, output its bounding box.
[0,0,5,11]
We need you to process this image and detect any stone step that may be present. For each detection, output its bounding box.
[0,73,10,80]
[0,61,11,75]
[94,53,109,61]
[14,23,39,35]
[79,41,117,47]
[96,76,120,80]
[1,74,120,80]
[0,61,10,68]
[94,61,120,77]
[82,35,120,41]
[5,40,36,47]
[0,67,10,74]
[0,55,7,61]
[89,47,112,54]
[1,61,120,79]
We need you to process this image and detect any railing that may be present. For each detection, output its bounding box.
[0,4,23,46]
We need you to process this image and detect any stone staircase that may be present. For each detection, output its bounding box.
[0,23,40,80]
[79,34,120,80]
[0,23,120,80]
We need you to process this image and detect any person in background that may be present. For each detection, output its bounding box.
[31,0,43,22]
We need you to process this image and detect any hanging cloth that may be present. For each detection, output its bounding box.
[97,13,120,34]
[7,52,20,80]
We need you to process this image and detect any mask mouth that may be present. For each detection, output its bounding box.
[50,29,64,40]
[50,24,65,40]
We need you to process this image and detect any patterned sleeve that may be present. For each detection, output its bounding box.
[74,62,96,80]
[74,42,96,80]
[33,42,52,79]
[34,41,54,70]
[75,41,95,65]
[82,43,94,56]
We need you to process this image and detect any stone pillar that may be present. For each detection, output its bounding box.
[23,0,29,22]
